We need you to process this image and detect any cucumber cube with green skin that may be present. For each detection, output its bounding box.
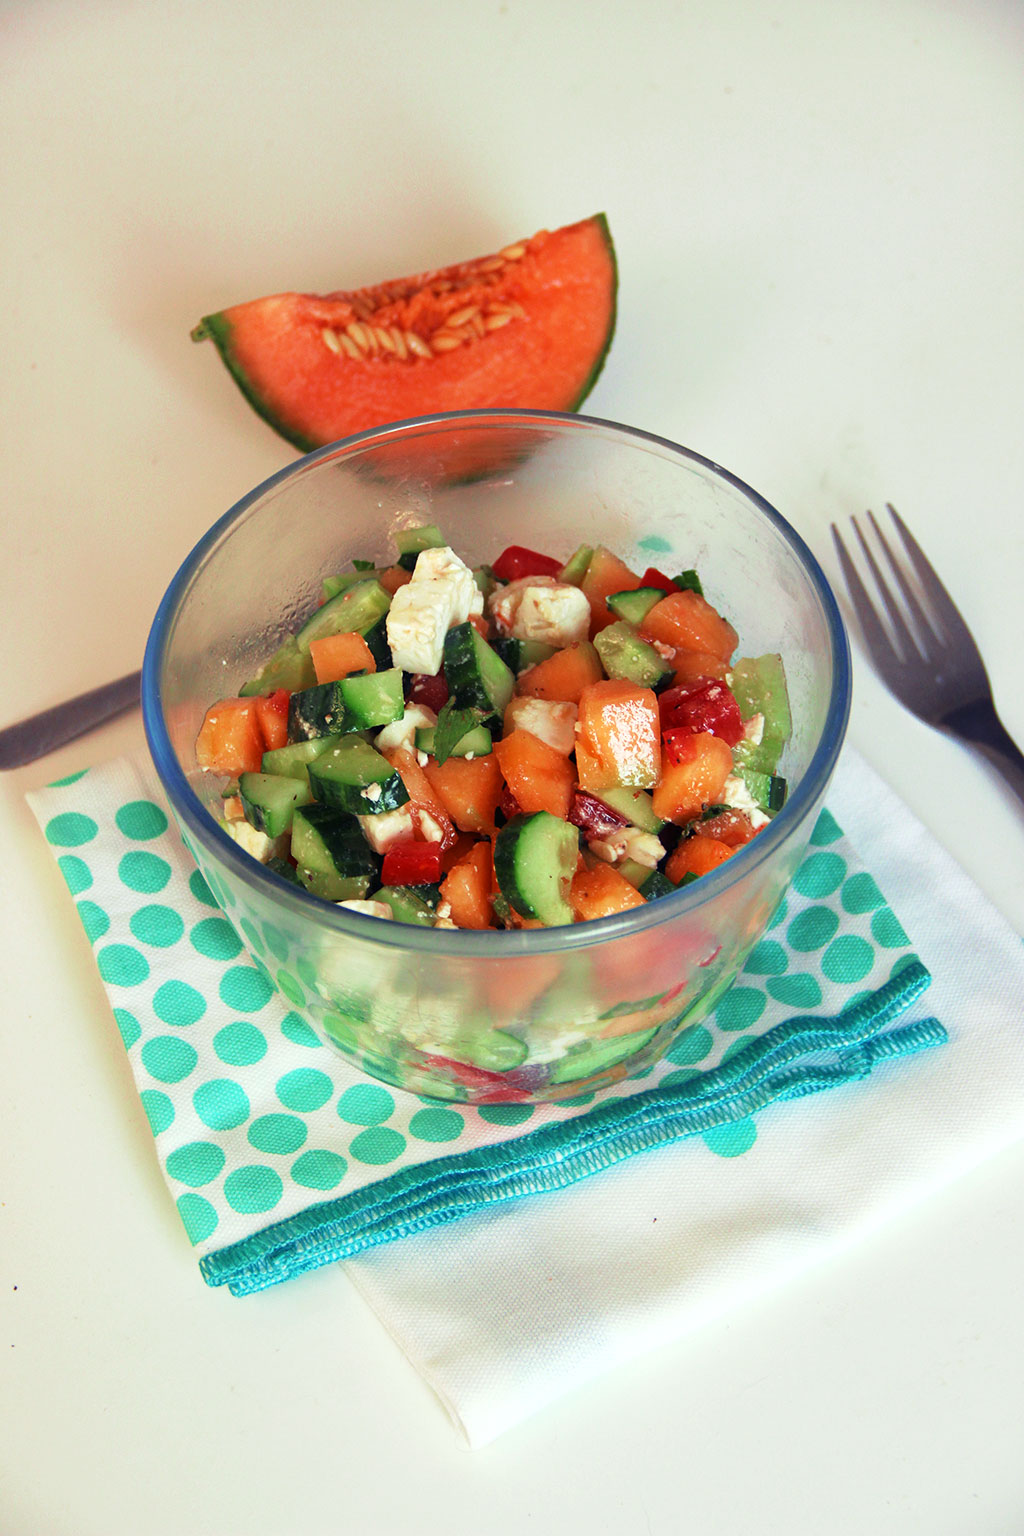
[395,523,446,569]
[261,736,342,783]
[494,811,578,926]
[606,587,664,627]
[288,682,354,741]
[307,737,410,815]
[370,886,438,926]
[321,569,374,602]
[239,635,317,697]
[291,802,381,900]
[594,621,673,690]
[637,869,676,901]
[443,622,515,715]
[361,615,393,670]
[295,578,391,652]
[414,721,493,759]
[340,668,405,729]
[594,785,665,833]
[547,1026,659,1084]
[448,1024,529,1073]
[239,772,313,837]
[729,654,792,774]
[558,543,594,587]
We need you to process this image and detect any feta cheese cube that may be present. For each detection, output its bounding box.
[721,774,770,829]
[386,545,483,673]
[504,696,578,755]
[357,804,416,853]
[337,899,394,920]
[374,703,438,756]
[488,575,589,645]
[221,818,289,864]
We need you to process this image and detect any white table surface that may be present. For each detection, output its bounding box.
[3,2,1024,1530]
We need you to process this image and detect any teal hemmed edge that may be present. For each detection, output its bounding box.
[200,960,944,1297]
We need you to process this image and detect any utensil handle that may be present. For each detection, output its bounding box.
[0,670,142,771]
[943,698,1024,810]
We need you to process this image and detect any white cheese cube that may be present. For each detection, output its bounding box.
[721,774,770,830]
[337,899,394,920]
[488,576,589,646]
[587,826,665,869]
[221,818,289,864]
[374,703,438,756]
[504,696,578,755]
[412,546,484,622]
[357,804,416,853]
[386,582,454,675]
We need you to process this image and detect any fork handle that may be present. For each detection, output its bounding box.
[942,699,1024,810]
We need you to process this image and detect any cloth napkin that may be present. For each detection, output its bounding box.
[26,747,1023,1442]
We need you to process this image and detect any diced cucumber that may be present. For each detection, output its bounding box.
[321,569,373,602]
[558,543,594,587]
[594,621,673,690]
[266,855,302,887]
[733,764,788,814]
[617,857,652,890]
[729,654,792,773]
[491,636,557,674]
[637,869,676,901]
[606,586,664,626]
[288,670,404,740]
[395,523,446,570]
[307,737,410,815]
[361,615,393,670]
[288,682,353,741]
[261,735,342,783]
[594,785,665,833]
[340,669,405,729]
[295,578,391,652]
[443,621,514,715]
[449,1024,529,1073]
[547,1026,659,1084]
[291,803,380,901]
[414,720,492,758]
[239,635,317,697]
[239,772,313,837]
[472,564,496,598]
[370,886,437,926]
[493,811,578,927]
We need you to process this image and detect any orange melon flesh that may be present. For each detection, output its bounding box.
[192,215,617,452]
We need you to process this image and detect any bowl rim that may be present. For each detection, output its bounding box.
[142,407,851,956]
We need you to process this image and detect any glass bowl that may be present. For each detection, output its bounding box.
[142,410,850,1104]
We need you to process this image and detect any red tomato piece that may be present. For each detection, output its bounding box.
[662,727,698,766]
[380,842,443,886]
[658,679,744,746]
[406,671,449,712]
[491,545,565,582]
[254,688,291,751]
[640,566,678,593]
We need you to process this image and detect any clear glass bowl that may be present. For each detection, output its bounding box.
[142,410,850,1104]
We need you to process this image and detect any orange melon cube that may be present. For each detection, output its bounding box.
[575,679,662,791]
[580,546,644,635]
[422,752,504,835]
[666,834,735,883]
[641,589,738,662]
[493,727,577,820]
[570,861,647,921]
[651,731,733,824]
[308,630,377,684]
[516,641,604,704]
[439,841,495,929]
[195,697,264,777]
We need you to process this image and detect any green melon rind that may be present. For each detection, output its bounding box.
[191,311,320,453]
[191,213,618,454]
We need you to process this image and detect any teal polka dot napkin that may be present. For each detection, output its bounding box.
[27,753,945,1298]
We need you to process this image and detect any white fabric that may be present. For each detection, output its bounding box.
[343,748,1024,1446]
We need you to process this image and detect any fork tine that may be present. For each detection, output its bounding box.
[865,509,943,659]
[884,503,977,651]
[851,514,921,662]
[830,521,900,668]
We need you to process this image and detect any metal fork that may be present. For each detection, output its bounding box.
[831,504,1024,808]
